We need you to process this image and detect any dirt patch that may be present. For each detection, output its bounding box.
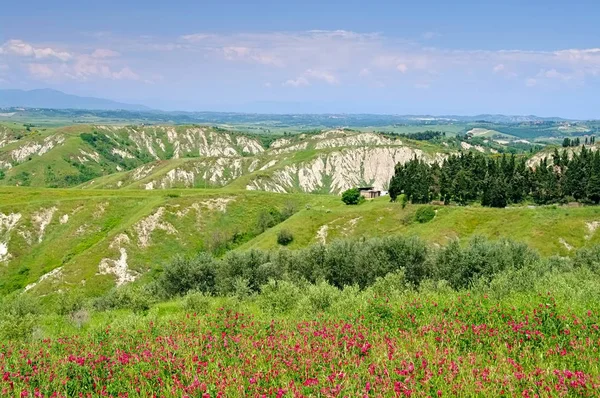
[134,207,177,247]
[32,207,57,243]
[24,267,63,292]
[110,233,131,249]
[0,242,10,262]
[585,221,600,240]
[316,225,329,244]
[98,248,136,286]
[175,198,235,218]
[559,238,573,251]
[94,202,109,219]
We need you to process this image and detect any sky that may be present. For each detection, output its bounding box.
[1,0,600,118]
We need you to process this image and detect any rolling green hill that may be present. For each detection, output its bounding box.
[3,187,600,300]
[1,125,463,193]
[2,122,600,301]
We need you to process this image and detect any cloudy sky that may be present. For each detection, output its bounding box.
[1,0,600,118]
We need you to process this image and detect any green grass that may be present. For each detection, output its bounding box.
[2,262,600,396]
[241,196,600,256]
[3,186,600,298]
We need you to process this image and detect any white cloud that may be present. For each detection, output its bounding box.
[283,76,309,87]
[305,69,338,84]
[28,63,55,80]
[396,63,408,73]
[540,68,573,81]
[111,67,140,80]
[1,39,71,61]
[221,46,283,66]
[179,33,216,42]
[68,55,140,81]
[7,30,600,93]
[92,49,120,58]
[284,68,339,87]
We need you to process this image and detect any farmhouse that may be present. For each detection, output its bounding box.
[358,186,381,199]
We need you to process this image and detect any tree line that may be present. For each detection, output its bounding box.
[380,130,446,141]
[389,146,600,207]
[563,136,595,148]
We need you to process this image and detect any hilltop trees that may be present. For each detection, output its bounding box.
[389,147,600,207]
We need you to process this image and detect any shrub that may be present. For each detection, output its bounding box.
[158,253,217,297]
[256,261,284,287]
[574,245,600,274]
[70,309,90,329]
[280,200,297,220]
[304,280,339,312]
[399,194,408,209]
[55,289,86,316]
[182,291,211,314]
[92,285,153,313]
[277,229,294,246]
[0,294,40,341]
[369,270,408,298]
[258,280,301,314]
[433,237,540,289]
[232,277,253,299]
[414,206,435,223]
[217,250,270,294]
[341,188,363,205]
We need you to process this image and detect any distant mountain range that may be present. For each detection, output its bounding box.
[0,88,582,123]
[0,89,150,111]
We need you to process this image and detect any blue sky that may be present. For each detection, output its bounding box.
[1,0,600,118]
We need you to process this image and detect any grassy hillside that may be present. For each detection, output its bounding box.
[241,196,600,256]
[3,187,600,299]
[0,188,323,298]
[1,125,519,194]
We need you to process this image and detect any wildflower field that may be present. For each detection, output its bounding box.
[2,236,600,397]
[1,291,599,397]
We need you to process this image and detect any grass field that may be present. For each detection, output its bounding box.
[3,186,600,300]
[1,261,599,397]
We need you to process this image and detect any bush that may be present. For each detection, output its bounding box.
[341,188,363,205]
[92,285,153,313]
[277,229,294,246]
[256,261,284,287]
[574,245,600,274]
[258,280,301,314]
[369,270,408,298]
[0,294,40,341]
[433,237,540,289]
[70,309,90,329]
[55,289,86,316]
[399,194,408,209]
[232,277,253,299]
[158,253,217,297]
[182,291,211,314]
[304,280,339,312]
[217,250,270,294]
[414,206,435,223]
